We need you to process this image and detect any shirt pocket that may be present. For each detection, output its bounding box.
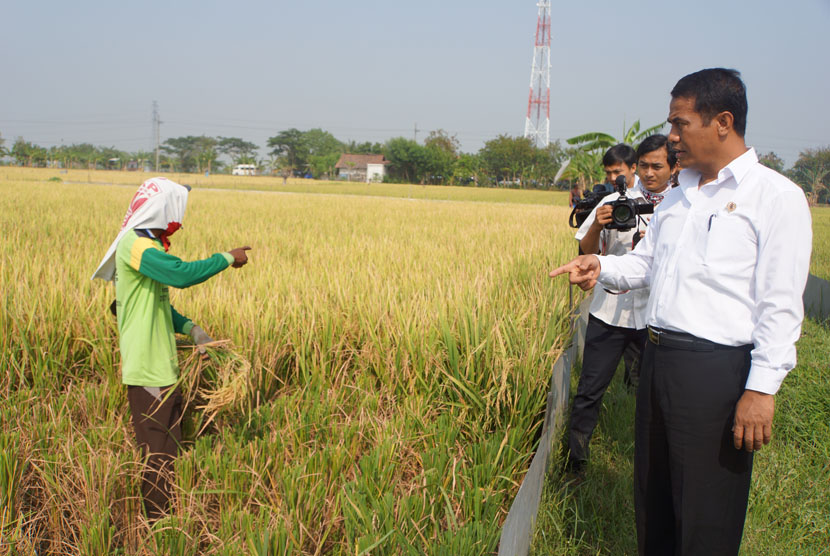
[703,211,757,271]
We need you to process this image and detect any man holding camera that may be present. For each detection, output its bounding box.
[552,69,811,555]
[566,140,674,474]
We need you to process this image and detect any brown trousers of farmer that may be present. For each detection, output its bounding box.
[127,385,182,521]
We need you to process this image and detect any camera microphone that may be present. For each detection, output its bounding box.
[615,175,626,190]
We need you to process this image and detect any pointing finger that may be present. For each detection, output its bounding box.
[549,262,575,278]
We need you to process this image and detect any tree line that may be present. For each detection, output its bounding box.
[0,128,827,198]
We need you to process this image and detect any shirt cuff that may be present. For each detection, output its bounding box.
[182,320,195,336]
[596,255,614,284]
[744,363,786,395]
[221,252,235,266]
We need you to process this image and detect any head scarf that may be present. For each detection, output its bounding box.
[91,177,189,281]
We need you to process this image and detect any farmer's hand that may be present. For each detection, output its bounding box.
[549,255,601,291]
[229,246,251,268]
[189,324,214,356]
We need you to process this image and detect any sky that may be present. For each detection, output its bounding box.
[1,0,828,166]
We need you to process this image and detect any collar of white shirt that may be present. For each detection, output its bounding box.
[677,147,758,193]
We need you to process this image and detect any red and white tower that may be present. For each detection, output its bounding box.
[524,0,551,148]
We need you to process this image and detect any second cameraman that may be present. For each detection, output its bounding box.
[566,137,676,474]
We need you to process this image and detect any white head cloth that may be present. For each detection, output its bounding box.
[92,177,189,281]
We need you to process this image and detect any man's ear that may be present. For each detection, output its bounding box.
[715,111,734,137]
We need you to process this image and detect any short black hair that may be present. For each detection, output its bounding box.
[602,143,637,167]
[671,68,748,137]
[636,134,677,168]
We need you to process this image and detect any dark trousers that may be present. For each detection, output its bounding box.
[127,385,183,521]
[636,341,754,556]
[568,314,647,463]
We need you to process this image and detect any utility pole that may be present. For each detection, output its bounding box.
[152,101,162,172]
[523,0,551,148]
[413,122,420,143]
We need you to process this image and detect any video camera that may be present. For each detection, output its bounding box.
[568,183,612,228]
[604,175,653,231]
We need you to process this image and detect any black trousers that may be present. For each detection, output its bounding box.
[568,314,647,463]
[636,341,754,556]
[127,385,183,521]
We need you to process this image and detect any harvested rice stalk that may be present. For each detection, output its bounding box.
[176,341,252,434]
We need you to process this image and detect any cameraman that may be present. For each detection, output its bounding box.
[566,139,675,474]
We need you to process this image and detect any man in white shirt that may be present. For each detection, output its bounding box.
[551,68,812,555]
[566,140,675,473]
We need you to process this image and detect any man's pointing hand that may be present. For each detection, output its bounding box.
[549,254,601,291]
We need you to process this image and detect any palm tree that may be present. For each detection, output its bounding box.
[804,165,829,206]
[566,120,666,152]
[561,150,604,191]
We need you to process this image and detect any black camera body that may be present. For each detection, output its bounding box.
[568,183,613,228]
[604,176,654,231]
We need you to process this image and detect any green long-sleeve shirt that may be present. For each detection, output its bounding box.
[114,229,234,386]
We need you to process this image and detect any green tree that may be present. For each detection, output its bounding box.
[217,137,259,166]
[451,153,482,186]
[161,136,199,172]
[527,141,567,188]
[383,137,429,183]
[63,143,98,169]
[194,136,218,173]
[161,136,218,173]
[345,140,384,154]
[304,129,344,178]
[267,129,307,173]
[98,146,129,170]
[566,120,665,152]
[11,138,46,167]
[0,132,6,158]
[130,150,154,171]
[560,149,604,192]
[423,129,460,184]
[478,135,537,186]
[758,151,785,173]
[789,147,830,205]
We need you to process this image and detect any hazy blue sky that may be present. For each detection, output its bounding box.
[2,0,828,166]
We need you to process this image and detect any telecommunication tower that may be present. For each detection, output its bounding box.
[523,0,551,148]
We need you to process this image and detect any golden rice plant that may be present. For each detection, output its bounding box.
[1,168,574,554]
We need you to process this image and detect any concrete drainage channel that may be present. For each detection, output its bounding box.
[497,273,830,556]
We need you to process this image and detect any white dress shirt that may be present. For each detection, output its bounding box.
[575,177,654,329]
[597,148,812,395]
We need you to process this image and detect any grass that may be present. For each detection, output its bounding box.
[530,318,830,555]
[810,206,830,280]
[0,171,575,554]
[0,167,570,207]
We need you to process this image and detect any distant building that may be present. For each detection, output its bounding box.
[335,154,389,183]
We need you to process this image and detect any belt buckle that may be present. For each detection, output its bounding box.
[648,327,660,345]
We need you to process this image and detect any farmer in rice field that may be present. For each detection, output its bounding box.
[92,177,250,521]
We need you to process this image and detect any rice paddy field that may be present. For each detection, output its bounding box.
[810,207,830,280]
[1,168,827,555]
[0,169,575,554]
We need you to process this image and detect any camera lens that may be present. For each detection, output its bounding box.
[612,204,632,223]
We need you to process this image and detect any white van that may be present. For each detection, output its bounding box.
[232,164,257,176]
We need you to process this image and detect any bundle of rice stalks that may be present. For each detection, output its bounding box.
[176,341,253,436]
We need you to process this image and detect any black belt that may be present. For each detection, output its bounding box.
[647,326,718,352]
